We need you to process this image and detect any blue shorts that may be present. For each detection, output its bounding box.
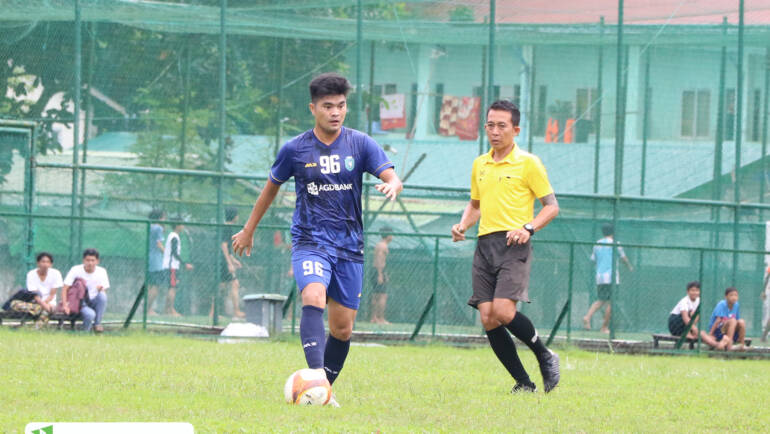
[713,322,740,342]
[291,249,364,310]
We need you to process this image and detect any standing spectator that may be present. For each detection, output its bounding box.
[704,287,746,351]
[26,252,63,315]
[146,209,167,316]
[62,249,110,332]
[583,223,634,333]
[668,281,701,339]
[162,221,193,317]
[214,207,245,319]
[369,226,393,324]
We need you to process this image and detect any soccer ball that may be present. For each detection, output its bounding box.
[284,368,332,405]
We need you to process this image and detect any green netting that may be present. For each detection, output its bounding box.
[1,1,770,343]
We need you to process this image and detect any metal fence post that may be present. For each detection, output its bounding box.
[733,0,745,285]
[213,0,227,326]
[70,0,82,265]
[567,243,575,343]
[593,16,604,192]
[696,249,704,353]
[432,237,439,337]
[143,221,150,330]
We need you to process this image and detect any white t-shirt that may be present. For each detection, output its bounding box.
[26,268,63,303]
[64,264,111,300]
[671,296,699,316]
[162,231,181,270]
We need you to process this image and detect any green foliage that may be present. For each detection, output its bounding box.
[449,5,475,22]
[2,330,770,432]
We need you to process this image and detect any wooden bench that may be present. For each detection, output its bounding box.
[653,333,752,349]
[0,310,82,329]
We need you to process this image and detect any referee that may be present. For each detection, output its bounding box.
[451,100,560,393]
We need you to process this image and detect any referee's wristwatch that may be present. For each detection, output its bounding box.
[523,223,535,236]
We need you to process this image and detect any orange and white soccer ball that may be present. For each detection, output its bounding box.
[284,368,332,405]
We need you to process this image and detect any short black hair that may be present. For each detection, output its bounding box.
[380,226,393,239]
[225,207,239,222]
[309,73,351,102]
[725,287,738,296]
[601,223,614,237]
[686,281,700,291]
[36,252,53,263]
[83,248,99,259]
[487,100,520,127]
[149,209,165,220]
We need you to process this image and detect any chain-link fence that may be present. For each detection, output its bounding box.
[1,1,770,343]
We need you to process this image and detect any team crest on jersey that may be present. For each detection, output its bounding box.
[344,156,355,171]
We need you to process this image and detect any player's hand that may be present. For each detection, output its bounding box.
[231,229,254,257]
[377,275,384,285]
[375,181,402,201]
[227,264,235,274]
[185,263,194,270]
[233,258,242,269]
[451,224,466,242]
[506,228,529,246]
[761,292,766,300]
[63,305,70,315]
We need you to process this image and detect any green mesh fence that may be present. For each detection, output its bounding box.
[1,1,770,344]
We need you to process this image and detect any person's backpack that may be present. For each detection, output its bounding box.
[1,289,41,311]
[59,278,87,315]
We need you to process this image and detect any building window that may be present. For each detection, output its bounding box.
[434,83,444,132]
[576,88,599,121]
[751,88,761,142]
[724,88,736,140]
[681,89,710,138]
[536,85,547,135]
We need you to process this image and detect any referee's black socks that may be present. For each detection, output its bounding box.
[485,326,532,386]
[505,312,551,364]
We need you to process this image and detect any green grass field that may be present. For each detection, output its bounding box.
[1,328,768,432]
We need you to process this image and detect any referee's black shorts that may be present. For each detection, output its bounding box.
[468,231,532,308]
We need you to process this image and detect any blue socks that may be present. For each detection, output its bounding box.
[300,305,325,369]
[324,334,350,385]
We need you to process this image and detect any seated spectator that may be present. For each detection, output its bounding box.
[62,248,110,332]
[702,287,746,351]
[668,281,700,339]
[26,252,63,315]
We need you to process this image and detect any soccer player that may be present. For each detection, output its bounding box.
[231,73,402,405]
[451,100,560,394]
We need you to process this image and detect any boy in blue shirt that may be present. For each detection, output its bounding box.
[231,73,402,405]
[705,287,747,351]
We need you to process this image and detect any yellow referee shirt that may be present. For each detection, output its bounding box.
[470,144,554,236]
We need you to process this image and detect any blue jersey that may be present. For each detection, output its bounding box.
[269,127,394,262]
[708,299,740,330]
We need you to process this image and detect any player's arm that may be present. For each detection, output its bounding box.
[451,199,481,242]
[232,179,282,257]
[681,309,691,325]
[375,168,402,201]
[507,193,559,246]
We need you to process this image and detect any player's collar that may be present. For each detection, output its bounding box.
[485,141,519,164]
[311,127,345,148]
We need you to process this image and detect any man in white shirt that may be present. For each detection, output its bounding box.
[62,248,110,332]
[26,252,63,314]
[668,281,701,339]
